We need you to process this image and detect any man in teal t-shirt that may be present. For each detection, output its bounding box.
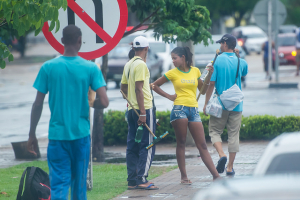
[204,34,248,177]
[27,25,109,200]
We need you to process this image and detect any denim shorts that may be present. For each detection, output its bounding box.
[170,105,202,123]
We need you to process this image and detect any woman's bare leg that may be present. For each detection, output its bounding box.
[171,118,189,181]
[188,122,220,180]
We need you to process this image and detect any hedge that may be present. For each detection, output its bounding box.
[103,110,300,145]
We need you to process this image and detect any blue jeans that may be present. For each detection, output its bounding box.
[47,135,90,200]
[170,105,202,123]
[126,108,156,186]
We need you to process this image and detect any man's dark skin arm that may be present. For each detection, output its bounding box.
[135,81,146,126]
[92,86,109,109]
[27,91,46,156]
[120,83,128,98]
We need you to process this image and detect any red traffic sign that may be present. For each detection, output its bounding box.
[42,0,128,60]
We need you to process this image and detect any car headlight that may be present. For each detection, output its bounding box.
[279,53,284,58]
[238,40,243,46]
[291,51,297,56]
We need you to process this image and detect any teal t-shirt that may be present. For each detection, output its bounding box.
[33,56,106,140]
[210,52,248,112]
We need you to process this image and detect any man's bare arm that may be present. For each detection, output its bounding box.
[120,83,128,98]
[28,91,46,156]
[92,86,109,109]
[135,81,146,125]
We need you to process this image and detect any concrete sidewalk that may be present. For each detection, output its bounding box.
[114,141,268,200]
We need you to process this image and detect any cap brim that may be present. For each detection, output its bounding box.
[216,39,222,43]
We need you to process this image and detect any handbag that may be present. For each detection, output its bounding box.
[217,54,244,111]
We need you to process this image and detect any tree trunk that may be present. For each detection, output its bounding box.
[92,54,108,162]
[177,40,195,147]
[235,16,242,27]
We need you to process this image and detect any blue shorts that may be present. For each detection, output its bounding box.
[170,105,202,123]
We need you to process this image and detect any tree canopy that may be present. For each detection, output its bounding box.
[281,0,300,26]
[195,0,259,27]
[126,0,212,45]
[0,0,67,69]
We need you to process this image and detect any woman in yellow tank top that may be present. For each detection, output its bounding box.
[151,47,220,183]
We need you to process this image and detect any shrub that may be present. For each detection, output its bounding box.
[103,110,300,145]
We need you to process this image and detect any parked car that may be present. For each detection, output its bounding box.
[194,35,245,71]
[253,132,300,176]
[148,37,176,74]
[232,26,268,55]
[192,175,300,200]
[279,25,298,34]
[106,44,163,87]
[277,33,297,66]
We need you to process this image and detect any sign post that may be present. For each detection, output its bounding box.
[253,0,287,82]
[268,0,272,80]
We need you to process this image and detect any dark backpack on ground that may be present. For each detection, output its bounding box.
[16,166,51,200]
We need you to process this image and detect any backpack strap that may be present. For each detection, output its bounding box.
[127,58,142,80]
[23,166,37,199]
[235,55,240,84]
[16,167,29,200]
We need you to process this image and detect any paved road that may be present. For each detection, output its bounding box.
[0,44,299,147]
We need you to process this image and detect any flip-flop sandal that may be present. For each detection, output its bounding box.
[137,183,159,190]
[216,156,227,173]
[180,180,192,185]
[226,167,235,176]
[127,185,138,190]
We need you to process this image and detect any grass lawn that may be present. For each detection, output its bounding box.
[0,161,177,200]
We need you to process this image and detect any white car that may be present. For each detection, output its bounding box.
[253,132,300,176]
[232,26,268,55]
[192,175,300,200]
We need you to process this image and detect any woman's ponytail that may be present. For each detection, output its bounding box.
[184,47,193,68]
[128,42,135,59]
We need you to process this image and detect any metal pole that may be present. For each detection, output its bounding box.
[268,0,272,80]
[274,0,279,82]
[87,107,93,190]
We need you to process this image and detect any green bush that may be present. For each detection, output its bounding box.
[103,110,300,145]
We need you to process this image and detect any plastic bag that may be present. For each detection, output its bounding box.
[206,94,223,118]
[220,84,244,111]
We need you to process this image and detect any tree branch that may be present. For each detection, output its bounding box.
[0,14,27,27]
[123,8,160,38]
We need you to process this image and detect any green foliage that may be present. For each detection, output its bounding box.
[195,0,260,26]
[0,0,67,69]
[281,0,300,26]
[103,111,300,145]
[126,0,212,45]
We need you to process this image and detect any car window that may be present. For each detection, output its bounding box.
[108,46,130,58]
[278,36,297,46]
[266,153,300,175]
[195,42,220,54]
[119,34,147,44]
[245,33,266,38]
[149,43,166,53]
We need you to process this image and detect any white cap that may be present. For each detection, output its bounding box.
[133,36,149,48]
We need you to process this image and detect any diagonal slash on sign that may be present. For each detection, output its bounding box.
[67,0,112,43]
